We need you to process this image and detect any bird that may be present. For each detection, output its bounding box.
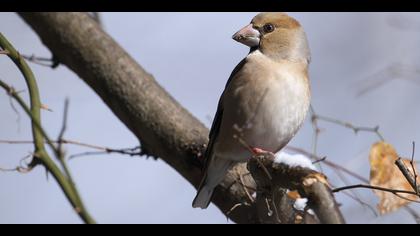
[192,12,311,209]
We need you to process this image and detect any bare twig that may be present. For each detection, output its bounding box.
[333,184,419,197]
[0,49,9,54]
[395,158,420,194]
[312,156,327,165]
[312,113,385,141]
[331,165,376,215]
[21,54,59,68]
[355,63,420,97]
[285,146,368,183]
[410,142,418,194]
[0,166,32,173]
[0,154,33,174]
[340,190,378,217]
[308,105,384,180]
[69,147,142,160]
[309,105,321,158]
[226,202,250,216]
[335,183,420,205]
[57,98,69,158]
[394,193,420,204]
[404,206,420,224]
[0,139,142,157]
[239,173,255,203]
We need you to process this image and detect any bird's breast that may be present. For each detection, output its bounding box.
[218,64,310,160]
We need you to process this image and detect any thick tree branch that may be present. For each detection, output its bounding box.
[248,154,345,224]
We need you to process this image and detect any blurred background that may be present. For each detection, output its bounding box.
[1,12,420,224]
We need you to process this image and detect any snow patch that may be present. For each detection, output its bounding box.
[273,152,317,170]
[293,198,315,215]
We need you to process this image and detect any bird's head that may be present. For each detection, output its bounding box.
[232,12,310,63]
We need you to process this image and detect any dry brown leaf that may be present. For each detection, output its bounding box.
[369,141,419,215]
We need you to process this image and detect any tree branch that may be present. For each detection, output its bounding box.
[333,184,419,197]
[21,54,60,68]
[248,153,345,224]
[395,158,420,194]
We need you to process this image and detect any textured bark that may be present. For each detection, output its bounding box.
[248,154,345,224]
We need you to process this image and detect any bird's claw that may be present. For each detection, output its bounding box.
[251,147,274,156]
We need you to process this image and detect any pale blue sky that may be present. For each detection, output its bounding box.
[1,12,420,223]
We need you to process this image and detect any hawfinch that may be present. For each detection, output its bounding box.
[193,12,311,209]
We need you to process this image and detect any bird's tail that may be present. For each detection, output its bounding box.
[192,158,234,209]
[192,183,214,209]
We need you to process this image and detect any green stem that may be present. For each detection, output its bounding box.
[0,33,96,224]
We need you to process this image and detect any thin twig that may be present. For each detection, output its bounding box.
[331,166,376,215]
[394,193,420,204]
[313,114,385,141]
[0,154,33,174]
[69,151,111,160]
[333,184,419,197]
[226,202,250,216]
[0,49,9,54]
[21,54,59,68]
[239,173,255,203]
[404,205,420,224]
[309,105,321,158]
[68,147,142,160]
[410,142,418,194]
[269,193,281,223]
[340,190,378,217]
[0,139,142,157]
[57,98,69,158]
[395,158,420,194]
[54,99,92,217]
[336,184,420,204]
[286,146,369,183]
[312,156,327,165]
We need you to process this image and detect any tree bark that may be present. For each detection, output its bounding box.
[248,154,345,224]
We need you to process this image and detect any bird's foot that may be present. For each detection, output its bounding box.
[251,147,274,156]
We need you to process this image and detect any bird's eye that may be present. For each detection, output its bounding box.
[263,23,275,33]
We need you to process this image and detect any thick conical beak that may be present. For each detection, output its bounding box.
[232,24,260,47]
